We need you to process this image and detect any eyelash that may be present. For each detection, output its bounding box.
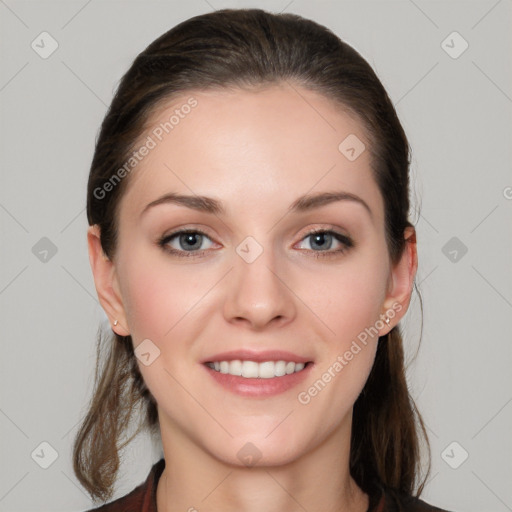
[157,228,354,259]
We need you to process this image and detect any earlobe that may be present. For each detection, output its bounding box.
[379,226,418,335]
[87,225,130,336]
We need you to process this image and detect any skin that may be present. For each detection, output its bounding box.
[88,81,417,512]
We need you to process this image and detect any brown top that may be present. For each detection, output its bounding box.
[85,458,454,512]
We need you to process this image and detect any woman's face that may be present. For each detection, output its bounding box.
[91,82,414,467]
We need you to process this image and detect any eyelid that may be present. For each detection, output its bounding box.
[159,223,218,244]
[295,224,351,242]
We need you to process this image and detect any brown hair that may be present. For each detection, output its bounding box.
[74,7,430,504]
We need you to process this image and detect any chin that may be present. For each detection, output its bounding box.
[203,428,310,469]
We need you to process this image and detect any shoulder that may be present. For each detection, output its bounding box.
[84,485,145,512]
[376,484,456,512]
[83,458,165,512]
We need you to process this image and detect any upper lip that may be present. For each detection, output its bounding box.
[201,349,312,364]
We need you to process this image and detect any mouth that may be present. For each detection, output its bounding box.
[204,360,311,378]
[200,350,314,397]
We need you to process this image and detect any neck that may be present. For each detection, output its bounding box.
[156,413,369,512]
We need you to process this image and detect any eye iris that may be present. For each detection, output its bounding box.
[180,232,202,251]
[310,232,332,250]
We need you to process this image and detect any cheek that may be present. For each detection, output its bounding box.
[299,245,387,397]
[117,246,208,342]
[307,249,388,343]
[297,268,384,425]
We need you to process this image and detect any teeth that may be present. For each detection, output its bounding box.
[206,360,306,378]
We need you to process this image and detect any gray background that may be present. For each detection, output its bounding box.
[1,1,511,511]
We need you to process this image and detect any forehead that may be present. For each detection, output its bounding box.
[118,82,384,225]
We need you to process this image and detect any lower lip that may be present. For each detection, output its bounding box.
[202,362,314,398]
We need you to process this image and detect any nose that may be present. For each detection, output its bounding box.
[223,241,296,331]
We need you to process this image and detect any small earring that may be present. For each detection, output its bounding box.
[385,317,390,326]
[113,320,118,326]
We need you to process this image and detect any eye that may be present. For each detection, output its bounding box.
[158,227,354,259]
[295,229,354,258]
[158,229,215,257]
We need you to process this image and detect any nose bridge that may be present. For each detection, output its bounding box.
[224,234,294,328]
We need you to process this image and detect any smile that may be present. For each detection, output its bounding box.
[205,360,308,378]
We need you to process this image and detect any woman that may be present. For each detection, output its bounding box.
[74,8,455,512]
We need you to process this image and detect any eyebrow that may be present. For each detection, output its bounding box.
[141,190,373,219]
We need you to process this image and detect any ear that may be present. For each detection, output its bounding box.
[378,226,418,335]
[87,225,130,336]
